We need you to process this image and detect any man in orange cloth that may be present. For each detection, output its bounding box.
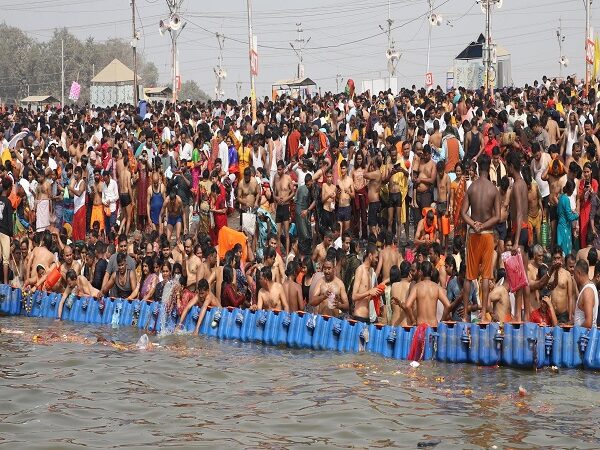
[461,154,500,322]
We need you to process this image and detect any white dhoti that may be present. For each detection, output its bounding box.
[36,199,50,232]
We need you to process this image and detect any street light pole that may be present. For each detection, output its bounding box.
[247,0,256,122]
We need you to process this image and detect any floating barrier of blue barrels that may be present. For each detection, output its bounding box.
[5,284,600,370]
[583,327,600,369]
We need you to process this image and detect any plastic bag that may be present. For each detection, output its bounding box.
[501,250,529,293]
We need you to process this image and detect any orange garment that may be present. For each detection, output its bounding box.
[511,222,533,247]
[217,226,247,265]
[444,137,460,174]
[422,207,437,240]
[466,233,494,281]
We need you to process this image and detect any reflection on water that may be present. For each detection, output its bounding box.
[1,317,599,449]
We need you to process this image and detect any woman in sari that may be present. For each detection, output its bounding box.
[557,180,579,257]
[136,151,150,231]
[140,256,158,301]
[449,162,467,239]
[210,182,228,246]
[226,135,240,179]
[577,162,598,248]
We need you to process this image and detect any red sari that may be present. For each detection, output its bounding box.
[211,192,228,245]
[578,179,598,248]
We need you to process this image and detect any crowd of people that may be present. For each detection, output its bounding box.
[2,74,600,332]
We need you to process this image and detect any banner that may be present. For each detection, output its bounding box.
[68,81,81,101]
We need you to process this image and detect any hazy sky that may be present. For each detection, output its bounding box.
[2,0,599,97]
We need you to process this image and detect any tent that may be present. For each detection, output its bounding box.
[271,77,317,99]
[452,34,512,89]
[90,59,137,107]
[20,95,59,106]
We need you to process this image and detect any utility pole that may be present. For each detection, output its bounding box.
[247,0,256,121]
[381,0,399,78]
[131,0,139,106]
[214,33,226,100]
[61,38,65,106]
[290,23,311,78]
[479,0,502,96]
[557,18,566,78]
[160,0,185,104]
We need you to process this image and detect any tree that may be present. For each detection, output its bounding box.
[0,24,160,104]
[178,80,210,102]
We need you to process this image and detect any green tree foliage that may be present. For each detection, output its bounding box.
[0,24,159,104]
[178,80,210,102]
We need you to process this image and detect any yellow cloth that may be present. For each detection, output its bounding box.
[1,148,11,165]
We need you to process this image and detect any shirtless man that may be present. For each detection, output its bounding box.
[376,230,402,282]
[310,258,349,316]
[35,169,52,232]
[496,176,512,257]
[57,269,101,320]
[337,160,354,235]
[506,150,532,321]
[461,154,500,321]
[351,243,383,323]
[198,247,218,292]
[180,238,203,292]
[527,245,550,310]
[525,171,543,246]
[488,271,512,322]
[364,157,383,235]
[273,160,295,256]
[390,261,414,326]
[321,170,337,233]
[160,190,184,243]
[404,260,451,326]
[312,231,333,271]
[187,279,221,334]
[415,144,437,213]
[282,261,304,312]
[27,232,56,283]
[435,160,451,250]
[548,248,574,324]
[237,167,260,230]
[268,235,286,283]
[117,155,134,235]
[414,209,439,247]
[253,266,289,312]
[386,145,409,239]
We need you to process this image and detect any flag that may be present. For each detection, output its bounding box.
[594,36,600,80]
[68,81,81,101]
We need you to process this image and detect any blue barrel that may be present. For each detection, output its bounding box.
[540,326,555,367]
[422,327,437,360]
[311,315,335,350]
[61,295,81,322]
[228,308,246,341]
[286,312,305,348]
[263,310,282,346]
[215,307,234,340]
[136,301,152,330]
[502,323,544,368]
[469,322,502,366]
[583,327,600,369]
[336,320,363,353]
[365,323,386,355]
[380,326,398,358]
[240,309,258,342]
[441,322,469,363]
[10,287,23,316]
[555,325,585,368]
[0,284,14,315]
[29,291,45,317]
[118,300,134,326]
[45,292,61,319]
[251,310,269,343]
[391,326,414,360]
[200,307,219,337]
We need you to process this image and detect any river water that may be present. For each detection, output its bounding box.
[1,316,599,450]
